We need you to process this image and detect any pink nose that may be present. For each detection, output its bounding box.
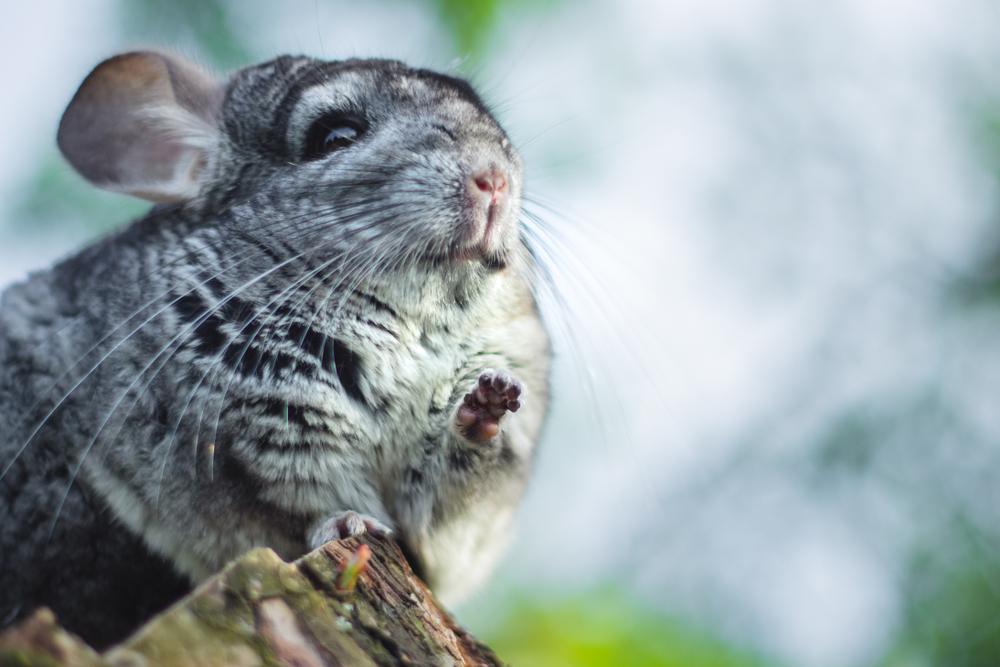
[472,170,508,201]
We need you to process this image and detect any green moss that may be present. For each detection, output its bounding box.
[0,649,64,667]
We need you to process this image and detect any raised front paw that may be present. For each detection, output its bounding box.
[308,510,393,550]
[454,369,523,443]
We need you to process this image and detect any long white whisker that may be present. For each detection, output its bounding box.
[0,204,352,482]
[44,249,312,540]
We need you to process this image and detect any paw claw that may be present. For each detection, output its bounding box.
[309,510,393,550]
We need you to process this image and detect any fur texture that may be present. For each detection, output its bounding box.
[0,53,550,648]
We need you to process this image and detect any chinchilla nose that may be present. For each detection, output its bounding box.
[470,169,508,205]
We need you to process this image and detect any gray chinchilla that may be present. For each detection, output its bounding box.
[0,51,550,648]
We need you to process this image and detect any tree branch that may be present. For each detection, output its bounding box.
[0,536,502,666]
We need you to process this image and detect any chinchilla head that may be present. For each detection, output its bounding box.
[57,51,526,308]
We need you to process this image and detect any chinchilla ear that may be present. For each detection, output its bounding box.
[57,51,223,203]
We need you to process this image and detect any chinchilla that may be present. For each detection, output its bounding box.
[0,50,550,648]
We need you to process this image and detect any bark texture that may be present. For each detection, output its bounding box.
[0,536,502,666]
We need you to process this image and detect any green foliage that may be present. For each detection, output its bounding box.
[10,154,144,238]
[426,0,556,61]
[429,0,502,60]
[119,0,252,68]
[813,409,881,476]
[883,548,1000,667]
[948,103,1000,310]
[483,592,775,667]
[866,97,1000,667]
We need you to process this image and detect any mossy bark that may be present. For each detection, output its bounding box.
[0,536,502,666]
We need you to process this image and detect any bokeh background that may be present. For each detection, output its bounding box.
[4,1,1000,665]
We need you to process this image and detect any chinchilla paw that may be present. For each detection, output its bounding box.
[454,369,523,443]
[308,510,393,550]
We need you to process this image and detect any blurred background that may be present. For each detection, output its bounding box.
[3,1,1000,665]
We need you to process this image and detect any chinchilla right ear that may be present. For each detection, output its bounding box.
[57,50,224,203]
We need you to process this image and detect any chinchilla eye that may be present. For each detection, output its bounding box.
[304,113,366,160]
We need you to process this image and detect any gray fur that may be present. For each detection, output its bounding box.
[0,52,550,647]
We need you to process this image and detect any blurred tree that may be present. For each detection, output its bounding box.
[883,537,1000,667]
[12,158,145,239]
[120,0,252,68]
[875,100,1000,667]
[429,0,502,61]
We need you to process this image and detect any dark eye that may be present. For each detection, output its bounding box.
[304,113,366,160]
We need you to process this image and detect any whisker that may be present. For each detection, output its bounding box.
[1,204,355,483]
[44,248,316,540]
[152,244,352,502]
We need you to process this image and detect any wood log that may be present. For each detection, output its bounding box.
[0,536,502,666]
